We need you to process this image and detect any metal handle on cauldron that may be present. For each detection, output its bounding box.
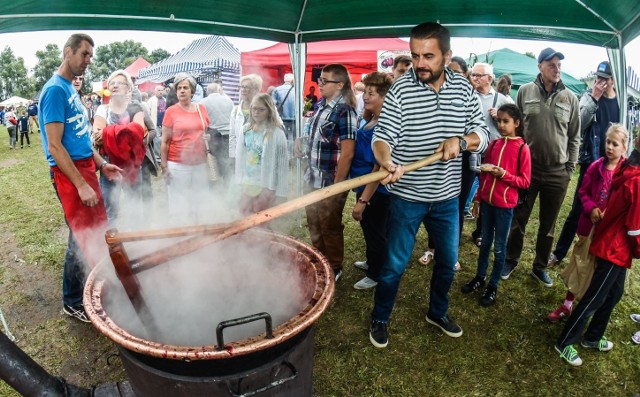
[225,360,297,397]
[216,312,273,351]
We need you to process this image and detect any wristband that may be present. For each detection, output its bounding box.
[99,161,108,170]
[357,198,369,206]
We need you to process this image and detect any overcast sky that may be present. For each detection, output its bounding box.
[1,30,639,79]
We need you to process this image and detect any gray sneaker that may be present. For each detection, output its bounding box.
[531,269,553,287]
[354,261,369,271]
[581,337,613,352]
[501,262,516,280]
[354,276,377,290]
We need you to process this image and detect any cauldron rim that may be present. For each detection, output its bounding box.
[83,229,334,361]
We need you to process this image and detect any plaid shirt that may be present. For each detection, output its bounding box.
[305,96,357,188]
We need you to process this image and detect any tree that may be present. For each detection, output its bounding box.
[33,43,62,93]
[148,48,172,64]
[89,40,149,81]
[525,51,536,59]
[0,46,32,101]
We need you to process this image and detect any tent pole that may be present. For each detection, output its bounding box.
[607,35,630,155]
[289,34,307,226]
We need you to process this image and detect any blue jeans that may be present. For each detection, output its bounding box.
[372,195,459,322]
[62,232,86,307]
[476,202,513,289]
[464,176,479,213]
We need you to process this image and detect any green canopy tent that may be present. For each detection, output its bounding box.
[1,0,638,146]
[467,48,588,97]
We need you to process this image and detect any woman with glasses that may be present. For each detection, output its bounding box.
[160,73,211,224]
[230,74,263,182]
[92,69,146,226]
[236,93,288,218]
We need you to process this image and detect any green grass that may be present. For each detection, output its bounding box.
[0,126,639,396]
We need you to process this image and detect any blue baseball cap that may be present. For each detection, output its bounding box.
[537,48,565,64]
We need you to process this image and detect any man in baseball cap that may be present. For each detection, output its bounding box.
[503,46,580,288]
[537,47,565,63]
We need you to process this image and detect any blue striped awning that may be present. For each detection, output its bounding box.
[137,35,240,84]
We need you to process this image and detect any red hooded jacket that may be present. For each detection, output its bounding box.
[475,136,531,208]
[589,151,640,268]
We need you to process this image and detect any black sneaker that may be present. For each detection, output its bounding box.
[479,286,497,307]
[501,262,517,280]
[531,269,554,287]
[63,304,91,323]
[425,313,463,338]
[461,276,485,294]
[369,320,388,348]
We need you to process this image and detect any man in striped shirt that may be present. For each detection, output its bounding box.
[369,22,489,348]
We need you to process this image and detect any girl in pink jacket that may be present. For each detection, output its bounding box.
[548,125,627,323]
[461,104,531,306]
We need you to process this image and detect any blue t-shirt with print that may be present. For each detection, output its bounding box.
[39,74,93,166]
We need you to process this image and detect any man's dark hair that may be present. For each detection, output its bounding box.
[64,33,94,53]
[450,56,469,73]
[410,22,451,54]
[393,55,412,70]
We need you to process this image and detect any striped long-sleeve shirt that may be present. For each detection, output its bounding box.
[373,68,489,202]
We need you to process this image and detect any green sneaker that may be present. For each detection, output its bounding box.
[581,337,614,352]
[555,344,583,366]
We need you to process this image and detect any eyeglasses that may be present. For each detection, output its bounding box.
[108,80,128,87]
[471,73,489,78]
[74,76,84,81]
[317,77,341,85]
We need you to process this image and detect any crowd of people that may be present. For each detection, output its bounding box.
[25,25,640,369]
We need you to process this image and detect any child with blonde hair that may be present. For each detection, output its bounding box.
[555,125,640,366]
[548,124,628,322]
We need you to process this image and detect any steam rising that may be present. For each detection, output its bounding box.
[100,233,307,346]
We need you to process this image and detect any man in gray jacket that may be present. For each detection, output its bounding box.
[201,82,234,186]
[501,48,580,287]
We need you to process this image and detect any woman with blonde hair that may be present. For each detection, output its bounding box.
[236,93,288,216]
[92,69,146,225]
[160,73,211,224]
[229,74,263,174]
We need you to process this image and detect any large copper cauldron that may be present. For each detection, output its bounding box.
[83,229,334,397]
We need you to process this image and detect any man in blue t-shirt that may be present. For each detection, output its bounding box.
[39,33,122,323]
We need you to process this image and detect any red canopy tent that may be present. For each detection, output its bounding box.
[241,38,410,95]
[125,57,157,94]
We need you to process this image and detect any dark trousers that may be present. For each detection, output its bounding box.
[20,130,30,146]
[556,258,626,348]
[553,164,589,261]
[357,191,389,281]
[305,190,349,272]
[458,152,476,238]
[506,167,571,271]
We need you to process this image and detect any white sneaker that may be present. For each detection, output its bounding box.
[354,277,378,290]
[630,314,640,324]
[419,249,434,265]
[354,261,369,271]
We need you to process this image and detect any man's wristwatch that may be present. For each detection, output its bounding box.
[458,136,467,152]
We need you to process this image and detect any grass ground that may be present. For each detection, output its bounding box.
[0,126,639,396]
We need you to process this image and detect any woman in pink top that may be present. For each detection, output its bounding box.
[160,73,210,224]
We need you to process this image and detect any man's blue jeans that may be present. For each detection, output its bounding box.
[372,195,459,323]
[476,202,513,289]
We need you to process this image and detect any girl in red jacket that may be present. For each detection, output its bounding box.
[555,126,640,366]
[461,104,531,306]
[548,125,627,323]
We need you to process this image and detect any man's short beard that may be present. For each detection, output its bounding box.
[417,68,444,84]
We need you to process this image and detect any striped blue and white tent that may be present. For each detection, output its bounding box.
[137,35,241,103]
